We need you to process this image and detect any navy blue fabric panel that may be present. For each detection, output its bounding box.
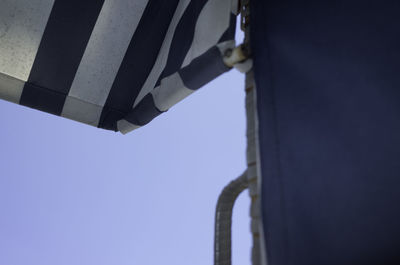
[20,0,105,115]
[252,1,400,265]
[99,0,179,130]
[124,94,162,126]
[179,46,230,90]
[155,0,209,87]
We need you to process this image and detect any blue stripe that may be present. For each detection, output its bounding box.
[20,0,105,115]
[121,45,231,129]
[179,46,230,90]
[98,0,179,130]
[155,0,209,87]
[124,94,162,127]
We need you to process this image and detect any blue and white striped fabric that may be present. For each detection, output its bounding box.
[0,0,237,133]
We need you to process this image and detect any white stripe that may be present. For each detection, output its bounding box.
[117,119,140,135]
[60,96,103,126]
[0,0,55,81]
[0,72,25,104]
[181,0,233,68]
[62,0,148,126]
[151,72,194,112]
[132,0,191,108]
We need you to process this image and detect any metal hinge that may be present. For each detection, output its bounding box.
[223,44,252,73]
[223,0,253,73]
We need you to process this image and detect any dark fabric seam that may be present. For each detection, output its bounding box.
[262,9,291,265]
[23,81,125,118]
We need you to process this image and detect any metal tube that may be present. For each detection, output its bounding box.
[214,171,249,265]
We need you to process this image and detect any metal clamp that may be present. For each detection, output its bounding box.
[223,44,253,73]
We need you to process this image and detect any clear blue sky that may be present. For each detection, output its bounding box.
[0,28,251,265]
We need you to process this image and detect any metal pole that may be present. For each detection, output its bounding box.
[245,69,262,265]
[242,0,263,264]
[214,1,263,264]
[214,171,249,265]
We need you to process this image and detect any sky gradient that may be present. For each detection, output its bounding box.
[0,27,251,265]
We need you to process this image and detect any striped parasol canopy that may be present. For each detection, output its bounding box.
[0,0,237,133]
